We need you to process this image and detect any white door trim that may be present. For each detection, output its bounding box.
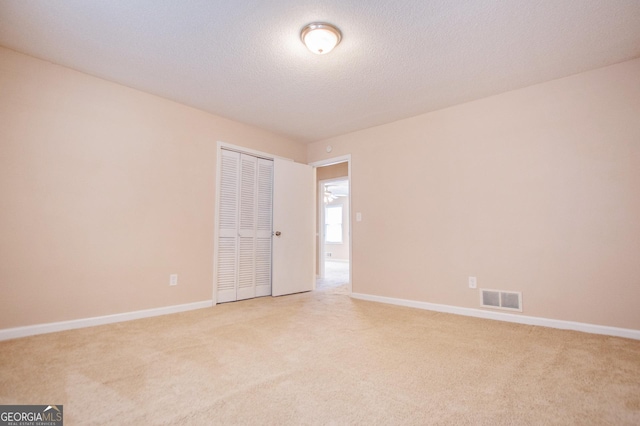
[217,141,293,162]
[309,155,352,295]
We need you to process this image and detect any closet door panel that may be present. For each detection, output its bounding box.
[236,238,256,300]
[236,154,257,300]
[217,150,240,303]
[255,159,273,297]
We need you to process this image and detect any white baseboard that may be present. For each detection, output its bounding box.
[351,293,640,340]
[0,300,213,341]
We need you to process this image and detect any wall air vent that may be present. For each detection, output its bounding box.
[480,289,522,312]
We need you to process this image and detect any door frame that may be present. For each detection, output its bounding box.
[213,141,294,305]
[309,155,352,295]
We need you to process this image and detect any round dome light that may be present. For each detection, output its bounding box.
[300,23,342,55]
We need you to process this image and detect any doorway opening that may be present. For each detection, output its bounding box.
[313,159,351,294]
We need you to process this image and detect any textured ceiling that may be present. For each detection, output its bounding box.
[1,0,639,143]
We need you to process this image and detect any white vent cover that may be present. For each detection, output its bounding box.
[480,289,522,312]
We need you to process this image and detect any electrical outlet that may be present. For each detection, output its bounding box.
[169,274,178,286]
[468,276,477,289]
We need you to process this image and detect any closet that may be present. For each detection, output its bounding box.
[216,149,273,303]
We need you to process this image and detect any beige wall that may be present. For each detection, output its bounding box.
[0,47,305,329]
[3,44,639,332]
[308,58,640,330]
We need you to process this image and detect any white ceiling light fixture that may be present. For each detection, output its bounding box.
[300,22,342,55]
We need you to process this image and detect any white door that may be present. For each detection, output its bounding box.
[272,158,315,296]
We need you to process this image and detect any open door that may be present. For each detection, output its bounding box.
[272,158,315,296]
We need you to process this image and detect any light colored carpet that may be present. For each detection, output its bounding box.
[1,287,639,425]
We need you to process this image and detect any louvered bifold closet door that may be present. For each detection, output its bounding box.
[236,154,258,301]
[217,149,240,303]
[255,158,273,297]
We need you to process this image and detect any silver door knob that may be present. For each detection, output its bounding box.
[274,231,281,237]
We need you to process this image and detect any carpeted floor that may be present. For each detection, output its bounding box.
[1,286,639,425]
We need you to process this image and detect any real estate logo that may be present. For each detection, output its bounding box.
[0,405,63,426]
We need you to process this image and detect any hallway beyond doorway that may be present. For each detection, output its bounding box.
[316,260,349,294]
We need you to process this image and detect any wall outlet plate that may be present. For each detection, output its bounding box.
[170,274,178,286]
[468,276,477,289]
